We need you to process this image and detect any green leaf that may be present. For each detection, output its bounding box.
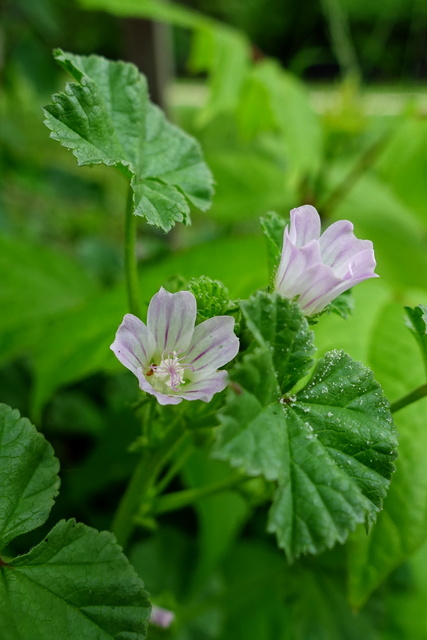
[259,211,287,276]
[43,50,213,231]
[346,299,427,607]
[404,304,427,374]
[0,234,98,367]
[188,276,232,321]
[240,292,315,394]
[1,519,150,639]
[215,347,397,561]
[0,404,59,551]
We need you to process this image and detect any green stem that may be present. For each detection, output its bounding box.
[154,435,194,495]
[153,472,244,515]
[390,383,427,414]
[124,184,141,317]
[112,419,185,549]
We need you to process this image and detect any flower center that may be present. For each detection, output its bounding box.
[147,351,193,394]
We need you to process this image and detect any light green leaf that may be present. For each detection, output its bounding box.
[0,404,59,551]
[215,347,397,561]
[43,49,213,231]
[1,519,150,640]
[244,60,323,178]
[78,0,212,29]
[347,299,427,607]
[404,304,427,375]
[240,292,315,394]
[0,234,98,367]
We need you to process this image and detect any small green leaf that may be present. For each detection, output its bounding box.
[188,276,231,321]
[43,49,213,231]
[240,291,315,394]
[325,290,354,320]
[1,519,150,639]
[215,349,397,562]
[259,211,287,276]
[404,304,427,374]
[0,404,59,551]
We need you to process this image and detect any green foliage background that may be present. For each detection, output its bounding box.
[2,0,427,638]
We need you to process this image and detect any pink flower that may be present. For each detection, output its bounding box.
[274,205,378,316]
[111,288,239,405]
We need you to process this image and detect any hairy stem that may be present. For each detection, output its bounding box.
[112,419,185,549]
[390,383,427,414]
[124,184,141,317]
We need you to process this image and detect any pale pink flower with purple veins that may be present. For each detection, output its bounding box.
[111,287,239,405]
[274,204,378,316]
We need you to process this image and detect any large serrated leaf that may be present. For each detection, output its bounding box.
[215,349,397,562]
[0,519,150,640]
[240,291,315,394]
[0,405,60,551]
[43,49,213,231]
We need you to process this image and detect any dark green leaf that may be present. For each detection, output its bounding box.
[0,405,59,551]
[1,519,150,639]
[43,50,213,231]
[240,291,315,394]
[215,349,397,561]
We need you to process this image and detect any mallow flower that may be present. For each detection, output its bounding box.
[111,287,239,405]
[274,204,378,316]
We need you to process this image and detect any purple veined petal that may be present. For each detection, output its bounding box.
[185,316,239,374]
[319,220,375,275]
[135,369,182,405]
[305,275,375,316]
[343,247,378,280]
[294,263,343,316]
[288,205,321,246]
[275,236,322,298]
[147,287,197,354]
[110,314,156,376]
[179,370,229,402]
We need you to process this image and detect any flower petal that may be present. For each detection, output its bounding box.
[275,235,322,298]
[179,370,229,402]
[110,314,155,376]
[136,369,182,405]
[288,205,321,246]
[185,316,239,374]
[319,220,375,276]
[147,287,197,354]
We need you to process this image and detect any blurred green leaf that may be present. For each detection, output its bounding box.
[375,115,427,225]
[242,60,323,178]
[44,50,213,231]
[332,173,427,292]
[404,305,427,376]
[0,234,97,366]
[182,451,249,588]
[347,300,427,607]
[0,404,59,551]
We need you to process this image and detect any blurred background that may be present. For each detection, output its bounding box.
[2,1,427,638]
